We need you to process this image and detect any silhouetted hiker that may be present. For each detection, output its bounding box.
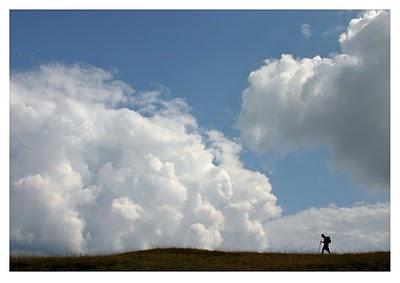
[320,234,331,254]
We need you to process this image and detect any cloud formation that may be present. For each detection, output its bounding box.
[10,63,282,254]
[300,23,312,39]
[266,202,389,253]
[10,11,390,255]
[322,24,346,38]
[238,10,389,190]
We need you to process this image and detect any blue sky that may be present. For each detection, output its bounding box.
[10,10,388,215]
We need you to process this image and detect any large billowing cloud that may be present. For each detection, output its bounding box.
[10,11,390,255]
[266,202,389,253]
[237,10,389,190]
[10,63,282,254]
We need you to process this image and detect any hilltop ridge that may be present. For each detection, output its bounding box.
[10,248,390,271]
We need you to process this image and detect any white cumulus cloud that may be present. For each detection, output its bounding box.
[237,10,389,190]
[10,11,390,255]
[10,63,282,255]
[266,202,389,253]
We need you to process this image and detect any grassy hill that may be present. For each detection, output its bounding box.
[10,248,390,271]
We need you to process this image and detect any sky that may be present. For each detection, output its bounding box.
[10,10,390,254]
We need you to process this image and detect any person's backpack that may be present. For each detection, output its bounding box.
[326,236,331,244]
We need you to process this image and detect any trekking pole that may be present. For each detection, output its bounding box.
[318,242,322,254]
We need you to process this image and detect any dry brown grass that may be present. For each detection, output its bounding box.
[10,248,390,271]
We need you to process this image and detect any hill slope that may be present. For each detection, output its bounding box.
[10,248,390,271]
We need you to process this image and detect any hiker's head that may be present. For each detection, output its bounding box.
[321,234,325,237]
